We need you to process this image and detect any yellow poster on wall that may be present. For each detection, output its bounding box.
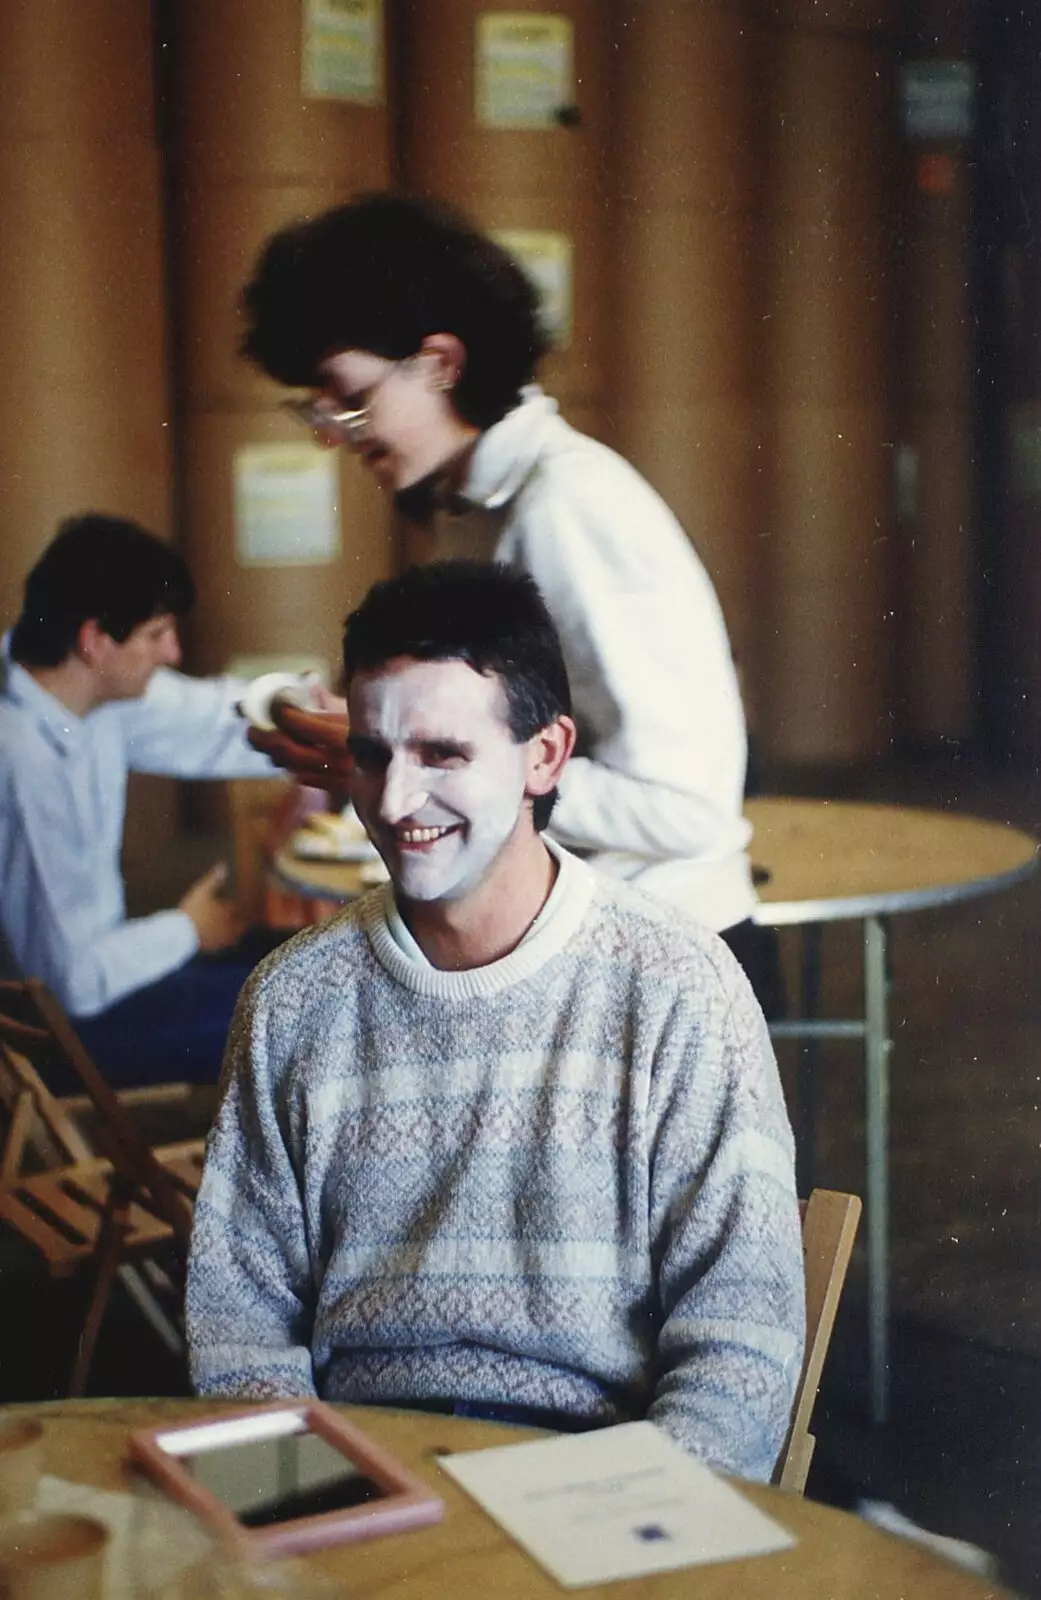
[234,444,341,567]
[493,229,573,347]
[302,0,384,105]
[475,13,573,129]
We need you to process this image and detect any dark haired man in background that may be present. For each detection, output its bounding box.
[0,513,278,1087]
[240,192,781,1015]
[188,561,803,1483]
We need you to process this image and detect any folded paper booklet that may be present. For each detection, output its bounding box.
[437,1421,796,1589]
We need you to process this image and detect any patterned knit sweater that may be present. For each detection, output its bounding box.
[186,846,804,1482]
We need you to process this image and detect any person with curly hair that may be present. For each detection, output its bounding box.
[241,193,780,1014]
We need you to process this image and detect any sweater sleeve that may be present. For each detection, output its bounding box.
[503,459,749,862]
[645,945,805,1481]
[118,667,284,780]
[186,974,318,1398]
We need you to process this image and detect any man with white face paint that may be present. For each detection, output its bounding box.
[188,562,804,1484]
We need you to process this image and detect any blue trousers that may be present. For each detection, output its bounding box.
[71,935,280,1091]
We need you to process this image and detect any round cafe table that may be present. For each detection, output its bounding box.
[746,798,1038,1424]
[275,801,1040,1426]
[21,1397,1011,1599]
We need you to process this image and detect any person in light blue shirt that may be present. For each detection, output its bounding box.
[0,513,279,1087]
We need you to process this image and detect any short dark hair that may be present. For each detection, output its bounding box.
[343,561,571,831]
[9,514,194,668]
[241,192,549,430]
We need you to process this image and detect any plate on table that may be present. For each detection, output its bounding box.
[293,807,379,862]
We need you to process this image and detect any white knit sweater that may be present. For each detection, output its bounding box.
[187,846,803,1482]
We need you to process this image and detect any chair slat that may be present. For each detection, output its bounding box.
[62,1167,173,1247]
[0,1189,91,1269]
[19,1171,109,1243]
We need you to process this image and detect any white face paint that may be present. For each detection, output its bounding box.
[346,656,531,905]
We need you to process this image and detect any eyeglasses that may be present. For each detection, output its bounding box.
[281,360,408,445]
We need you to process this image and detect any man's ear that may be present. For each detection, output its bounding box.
[75,619,110,668]
[417,332,468,392]
[525,715,577,801]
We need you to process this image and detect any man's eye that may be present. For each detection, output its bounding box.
[421,746,466,768]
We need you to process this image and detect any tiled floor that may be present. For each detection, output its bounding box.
[2,753,1039,1593]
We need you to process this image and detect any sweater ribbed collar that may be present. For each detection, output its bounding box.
[361,838,595,999]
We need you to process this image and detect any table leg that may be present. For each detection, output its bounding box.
[864,914,891,1425]
[796,924,823,1195]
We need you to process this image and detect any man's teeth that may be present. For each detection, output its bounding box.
[399,825,453,844]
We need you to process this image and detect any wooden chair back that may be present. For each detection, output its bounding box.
[0,980,207,1393]
[774,1188,862,1494]
[0,981,195,1240]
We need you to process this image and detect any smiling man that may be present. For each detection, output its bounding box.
[187,561,804,1483]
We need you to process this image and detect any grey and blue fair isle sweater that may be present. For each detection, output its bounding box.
[186,845,805,1483]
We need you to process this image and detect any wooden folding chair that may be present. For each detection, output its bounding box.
[0,980,206,1396]
[774,1188,862,1494]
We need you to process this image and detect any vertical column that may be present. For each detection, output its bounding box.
[168,0,393,685]
[760,0,900,762]
[0,1,176,856]
[611,0,763,719]
[0,0,170,619]
[397,1,612,444]
[989,9,1041,764]
[895,1,978,744]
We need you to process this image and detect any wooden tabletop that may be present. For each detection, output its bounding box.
[21,1398,1011,1599]
[746,798,1039,926]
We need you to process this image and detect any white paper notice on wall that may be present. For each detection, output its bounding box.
[900,60,975,142]
[475,13,573,129]
[302,0,384,104]
[234,444,341,567]
[493,229,572,347]
[225,652,330,686]
[438,1422,796,1589]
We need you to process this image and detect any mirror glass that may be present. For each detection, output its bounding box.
[155,1413,386,1528]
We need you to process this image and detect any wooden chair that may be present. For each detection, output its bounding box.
[774,1188,862,1495]
[0,979,206,1396]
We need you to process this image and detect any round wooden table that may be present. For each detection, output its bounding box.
[24,1398,1011,1599]
[746,798,1038,1423]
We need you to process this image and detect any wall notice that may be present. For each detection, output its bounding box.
[493,229,572,347]
[900,61,974,141]
[475,13,573,129]
[302,0,384,104]
[234,444,341,567]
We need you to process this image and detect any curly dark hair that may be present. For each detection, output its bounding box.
[240,193,549,430]
[10,513,194,668]
[343,561,571,831]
